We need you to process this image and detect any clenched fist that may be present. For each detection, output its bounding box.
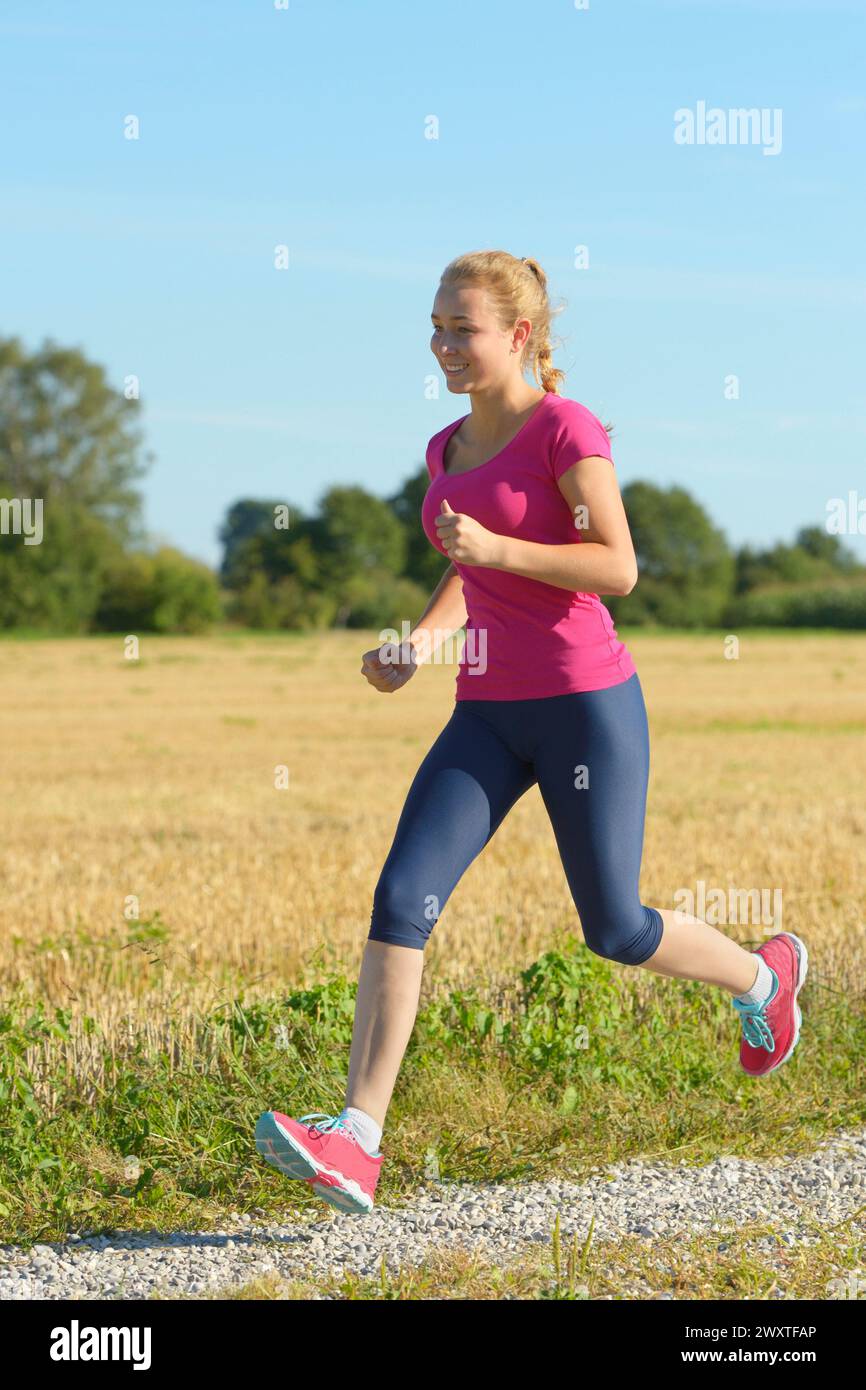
[435,498,503,566]
[360,642,419,694]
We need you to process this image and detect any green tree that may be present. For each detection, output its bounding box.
[93,547,222,633]
[0,504,119,632]
[315,487,410,627]
[0,334,150,544]
[387,466,449,591]
[734,526,862,594]
[218,485,429,631]
[0,335,222,633]
[606,481,735,627]
[794,525,861,570]
[219,499,288,586]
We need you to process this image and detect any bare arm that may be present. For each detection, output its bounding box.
[491,456,638,595]
[360,561,467,693]
[406,561,467,664]
[437,457,638,596]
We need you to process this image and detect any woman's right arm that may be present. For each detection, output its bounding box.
[406,561,467,666]
[360,563,467,692]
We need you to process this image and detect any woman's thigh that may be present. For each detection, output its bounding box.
[369,704,537,949]
[532,674,662,965]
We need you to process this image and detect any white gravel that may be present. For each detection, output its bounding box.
[2,1126,864,1300]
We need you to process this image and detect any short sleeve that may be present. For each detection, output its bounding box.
[548,400,613,481]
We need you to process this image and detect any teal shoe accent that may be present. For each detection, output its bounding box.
[255,1112,318,1179]
[300,1110,381,1157]
[299,1111,354,1137]
[732,968,779,1050]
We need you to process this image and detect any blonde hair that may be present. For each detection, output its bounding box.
[438,249,567,394]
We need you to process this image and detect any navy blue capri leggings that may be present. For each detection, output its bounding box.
[368,670,664,966]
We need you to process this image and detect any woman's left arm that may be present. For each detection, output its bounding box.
[487,456,638,595]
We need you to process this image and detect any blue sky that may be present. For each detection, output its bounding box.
[2,0,865,568]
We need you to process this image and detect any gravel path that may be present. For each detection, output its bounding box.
[2,1127,864,1300]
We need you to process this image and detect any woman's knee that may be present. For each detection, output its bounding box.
[368,869,438,950]
[581,903,663,966]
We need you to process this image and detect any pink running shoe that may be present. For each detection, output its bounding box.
[255,1110,383,1215]
[733,932,808,1077]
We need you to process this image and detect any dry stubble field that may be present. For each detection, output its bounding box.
[0,628,864,1059]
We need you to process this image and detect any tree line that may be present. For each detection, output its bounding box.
[2,334,864,634]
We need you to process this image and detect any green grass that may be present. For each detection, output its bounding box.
[1,939,864,1248]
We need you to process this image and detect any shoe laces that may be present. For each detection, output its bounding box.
[298,1111,358,1143]
[732,999,776,1052]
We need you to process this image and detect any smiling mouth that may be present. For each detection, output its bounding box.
[443,362,469,374]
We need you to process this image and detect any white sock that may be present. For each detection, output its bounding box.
[340,1106,382,1156]
[734,955,776,1007]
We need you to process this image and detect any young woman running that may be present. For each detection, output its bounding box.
[256,250,808,1215]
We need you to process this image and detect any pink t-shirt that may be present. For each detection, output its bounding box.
[421,391,637,701]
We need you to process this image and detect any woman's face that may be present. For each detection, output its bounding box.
[430,282,530,394]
